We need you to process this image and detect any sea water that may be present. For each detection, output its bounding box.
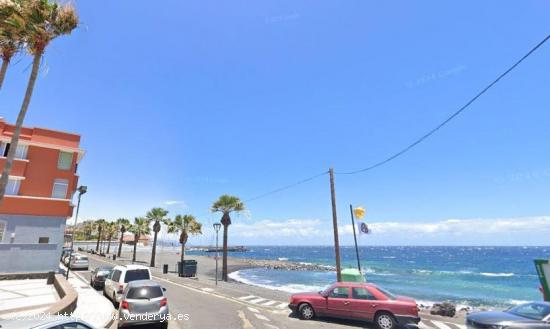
[187,246,549,308]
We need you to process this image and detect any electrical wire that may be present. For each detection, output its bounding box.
[244,171,329,203]
[337,34,550,175]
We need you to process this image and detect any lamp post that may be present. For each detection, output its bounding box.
[66,186,87,280]
[213,223,221,285]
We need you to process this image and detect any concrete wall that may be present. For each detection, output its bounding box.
[0,214,65,273]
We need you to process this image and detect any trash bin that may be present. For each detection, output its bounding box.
[112,254,116,261]
[178,260,197,277]
[163,264,169,274]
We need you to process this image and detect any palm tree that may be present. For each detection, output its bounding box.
[105,222,118,254]
[167,214,202,264]
[116,218,130,258]
[211,195,245,281]
[0,0,78,202]
[129,217,150,263]
[94,219,106,253]
[0,0,24,89]
[146,207,169,267]
[83,220,95,241]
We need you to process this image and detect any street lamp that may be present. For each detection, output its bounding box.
[66,186,87,279]
[213,222,221,285]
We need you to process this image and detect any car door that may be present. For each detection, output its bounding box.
[105,270,120,296]
[326,286,352,319]
[349,287,378,320]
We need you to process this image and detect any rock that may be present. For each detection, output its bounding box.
[430,301,456,317]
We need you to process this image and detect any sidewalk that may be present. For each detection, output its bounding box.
[62,267,115,328]
[0,279,58,319]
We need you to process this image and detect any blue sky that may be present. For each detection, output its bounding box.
[1,1,549,245]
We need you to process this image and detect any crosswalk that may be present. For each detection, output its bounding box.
[417,319,466,329]
[237,295,288,310]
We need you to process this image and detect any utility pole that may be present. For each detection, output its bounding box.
[329,168,342,282]
[349,204,361,272]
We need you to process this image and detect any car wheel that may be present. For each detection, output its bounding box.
[375,312,396,329]
[298,303,315,320]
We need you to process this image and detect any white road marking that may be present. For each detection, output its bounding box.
[249,298,267,304]
[201,288,214,292]
[253,313,270,322]
[264,324,279,329]
[247,307,260,313]
[238,310,254,329]
[260,300,277,306]
[239,295,257,300]
[275,303,287,309]
[432,321,454,329]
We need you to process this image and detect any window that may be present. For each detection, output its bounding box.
[112,270,121,282]
[14,144,28,159]
[124,269,151,283]
[377,287,397,300]
[5,179,20,195]
[58,151,73,170]
[0,143,28,159]
[127,286,163,299]
[0,221,6,242]
[352,287,377,300]
[52,179,69,199]
[38,237,49,244]
[0,142,7,156]
[329,287,350,298]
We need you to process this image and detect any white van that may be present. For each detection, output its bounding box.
[103,264,152,305]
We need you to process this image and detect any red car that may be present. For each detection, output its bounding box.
[289,282,420,329]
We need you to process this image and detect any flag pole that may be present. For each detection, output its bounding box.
[349,204,361,272]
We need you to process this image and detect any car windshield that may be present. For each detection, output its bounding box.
[124,269,150,283]
[376,287,397,300]
[508,303,550,320]
[76,256,88,261]
[97,270,111,276]
[126,286,163,299]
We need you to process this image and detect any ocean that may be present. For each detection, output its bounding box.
[186,245,549,308]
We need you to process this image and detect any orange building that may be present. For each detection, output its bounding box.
[0,117,84,273]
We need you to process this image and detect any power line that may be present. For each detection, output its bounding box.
[337,34,550,175]
[244,171,329,203]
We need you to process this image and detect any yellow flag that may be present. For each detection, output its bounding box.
[354,207,366,220]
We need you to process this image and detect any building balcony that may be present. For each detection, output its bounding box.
[0,157,29,177]
[0,195,74,218]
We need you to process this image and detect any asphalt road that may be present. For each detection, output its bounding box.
[80,257,375,329]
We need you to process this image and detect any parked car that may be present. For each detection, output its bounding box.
[104,264,152,305]
[60,247,73,262]
[90,266,113,289]
[289,282,420,329]
[0,315,96,329]
[62,251,76,265]
[117,280,169,328]
[467,302,550,328]
[66,253,89,270]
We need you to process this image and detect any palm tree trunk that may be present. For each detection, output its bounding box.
[150,229,158,267]
[132,234,138,263]
[0,52,42,202]
[0,58,9,90]
[106,234,112,254]
[96,227,101,252]
[117,231,124,257]
[222,224,228,281]
[181,242,185,263]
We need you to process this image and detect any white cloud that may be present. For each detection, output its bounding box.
[163,200,186,207]
[230,216,550,242]
[232,219,323,238]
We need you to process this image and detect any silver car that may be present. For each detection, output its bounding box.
[118,280,169,328]
[68,254,89,270]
